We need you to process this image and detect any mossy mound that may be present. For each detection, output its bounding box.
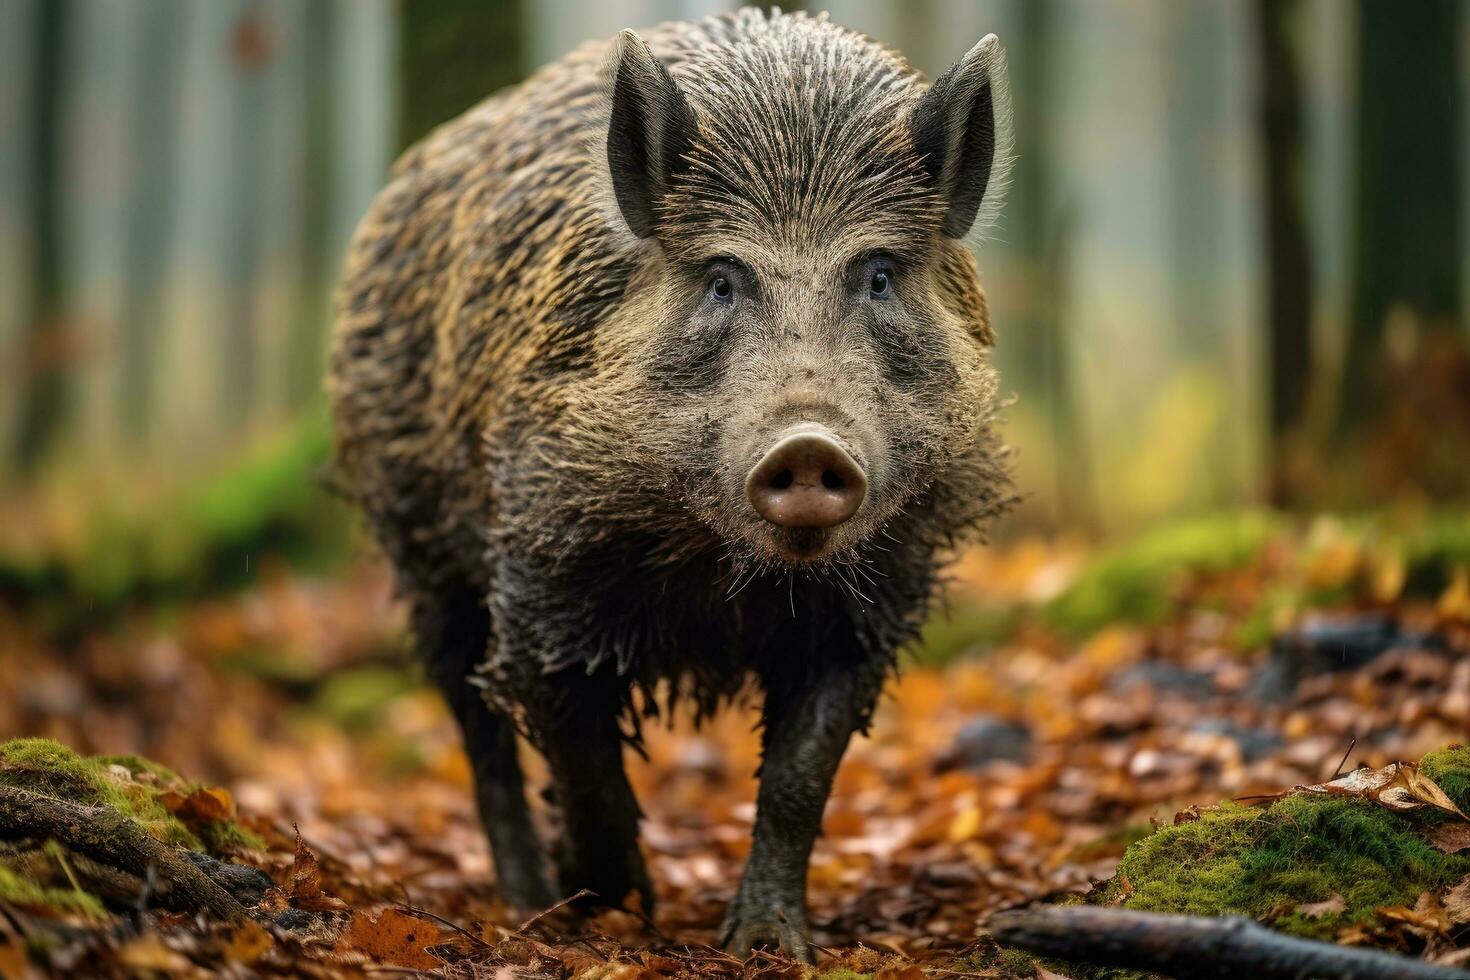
[1096,748,1470,938]
[0,738,262,856]
[1034,507,1470,643]
[1042,511,1281,637]
[0,412,350,627]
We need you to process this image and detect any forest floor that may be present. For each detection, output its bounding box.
[2,510,1470,977]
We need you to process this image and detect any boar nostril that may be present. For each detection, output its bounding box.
[745,426,867,530]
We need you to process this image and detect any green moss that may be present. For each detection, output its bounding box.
[1402,511,1470,597]
[1043,511,1280,636]
[0,739,262,855]
[1420,744,1470,812]
[1102,793,1470,937]
[313,665,418,733]
[914,605,1019,663]
[0,738,197,849]
[817,969,872,980]
[0,860,105,919]
[994,948,1040,977]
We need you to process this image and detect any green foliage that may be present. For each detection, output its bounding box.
[816,969,873,980]
[0,412,350,623]
[76,412,346,605]
[399,0,524,150]
[1042,511,1281,636]
[1100,753,1470,938]
[0,861,105,919]
[1402,511,1470,597]
[0,738,262,855]
[312,665,419,733]
[1067,823,1154,863]
[913,604,1018,664]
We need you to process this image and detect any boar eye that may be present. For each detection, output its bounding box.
[867,259,895,301]
[869,271,891,299]
[710,276,733,303]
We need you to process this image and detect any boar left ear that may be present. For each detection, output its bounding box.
[909,34,1013,239]
[607,29,698,239]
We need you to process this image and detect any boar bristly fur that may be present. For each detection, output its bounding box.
[329,8,1014,960]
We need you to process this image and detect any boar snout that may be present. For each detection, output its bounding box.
[744,423,867,529]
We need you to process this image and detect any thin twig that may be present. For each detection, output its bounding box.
[516,888,595,934]
[395,901,490,948]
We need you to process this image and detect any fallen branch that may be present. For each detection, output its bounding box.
[0,785,245,921]
[988,905,1470,980]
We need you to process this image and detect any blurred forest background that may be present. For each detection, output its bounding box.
[1,0,1468,587]
[4,5,1470,972]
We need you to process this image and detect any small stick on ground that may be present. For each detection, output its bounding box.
[0,786,245,921]
[988,904,1470,980]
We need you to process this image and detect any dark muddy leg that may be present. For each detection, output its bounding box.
[533,696,652,913]
[722,657,885,963]
[415,591,554,909]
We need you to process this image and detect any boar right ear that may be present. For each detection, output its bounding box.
[909,34,1013,239]
[607,29,698,239]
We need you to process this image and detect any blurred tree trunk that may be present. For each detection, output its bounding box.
[14,0,70,474]
[398,0,524,153]
[1020,0,1093,532]
[120,2,183,441]
[1341,0,1462,432]
[1255,0,1312,506]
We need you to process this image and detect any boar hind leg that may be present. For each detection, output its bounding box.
[414,591,554,910]
[722,653,886,963]
[533,697,653,915]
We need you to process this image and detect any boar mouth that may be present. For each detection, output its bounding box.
[770,526,832,560]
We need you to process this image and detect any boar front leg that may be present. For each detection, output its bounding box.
[721,652,886,962]
[531,691,654,915]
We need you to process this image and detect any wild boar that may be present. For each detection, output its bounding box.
[329,7,1013,960]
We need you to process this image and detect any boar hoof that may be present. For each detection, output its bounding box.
[720,905,813,964]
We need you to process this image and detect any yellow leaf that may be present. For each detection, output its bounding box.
[1369,548,1406,603]
[1439,565,1470,621]
[947,805,983,843]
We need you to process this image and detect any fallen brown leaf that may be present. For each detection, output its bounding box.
[1378,891,1452,937]
[286,827,347,912]
[221,919,273,965]
[1428,821,1470,854]
[1443,875,1470,926]
[1297,893,1346,919]
[116,934,191,974]
[1302,762,1470,819]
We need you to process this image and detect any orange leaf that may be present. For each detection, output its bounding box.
[874,966,926,980]
[1378,892,1451,936]
[345,907,447,970]
[160,786,233,824]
